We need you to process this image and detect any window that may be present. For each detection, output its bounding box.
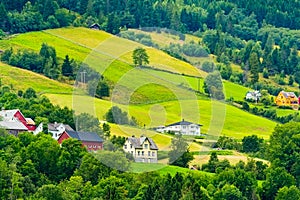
[138,151,140,156]
[131,151,133,154]
[148,151,150,156]
[93,145,96,148]
[144,144,148,149]
[124,144,127,149]
[130,144,132,149]
[152,152,155,156]
[142,151,144,156]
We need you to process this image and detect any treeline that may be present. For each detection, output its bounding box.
[1,121,300,199]
[2,0,300,37]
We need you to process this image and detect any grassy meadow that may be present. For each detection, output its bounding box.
[1,27,279,141]
[0,62,73,94]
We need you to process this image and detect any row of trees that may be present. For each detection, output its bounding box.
[2,0,300,37]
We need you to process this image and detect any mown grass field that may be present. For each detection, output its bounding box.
[0,62,73,94]
[130,162,214,177]
[45,92,277,139]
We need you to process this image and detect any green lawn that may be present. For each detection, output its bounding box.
[130,162,214,177]
[0,62,73,94]
[276,108,299,116]
[46,93,277,139]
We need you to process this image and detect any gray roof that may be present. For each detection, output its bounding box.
[0,121,28,130]
[167,119,202,127]
[65,130,103,143]
[127,136,158,150]
[48,123,74,131]
[281,91,297,98]
[0,109,21,121]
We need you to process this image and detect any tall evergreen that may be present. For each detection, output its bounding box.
[249,52,260,84]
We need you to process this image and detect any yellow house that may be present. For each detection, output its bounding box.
[275,91,299,108]
[123,136,158,163]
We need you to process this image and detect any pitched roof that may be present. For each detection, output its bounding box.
[25,118,35,125]
[166,119,202,127]
[281,91,297,98]
[65,130,103,143]
[127,136,158,150]
[0,109,20,121]
[48,123,74,131]
[0,121,28,130]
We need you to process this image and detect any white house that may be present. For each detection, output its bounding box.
[155,119,202,135]
[245,90,261,101]
[123,136,158,163]
[48,122,74,140]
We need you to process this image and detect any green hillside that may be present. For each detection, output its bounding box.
[45,93,277,139]
[0,62,73,94]
[0,27,278,139]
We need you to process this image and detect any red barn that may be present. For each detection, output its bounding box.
[0,109,37,132]
[58,130,103,151]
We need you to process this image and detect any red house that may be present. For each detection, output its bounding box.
[58,130,104,151]
[0,109,37,131]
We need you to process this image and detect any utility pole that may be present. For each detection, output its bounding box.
[80,71,87,84]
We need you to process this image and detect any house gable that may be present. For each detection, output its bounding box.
[123,136,158,163]
[275,91,299,108]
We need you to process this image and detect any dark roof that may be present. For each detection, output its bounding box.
[66,130,103,143]
[48,123,74,131]
[167,119,202,127]
[89,23,100,29]
[127,136,158,150]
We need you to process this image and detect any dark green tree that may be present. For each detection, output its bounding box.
[23,88,37,99]
[242,135,263,153]
[132,47,149,67]
[261,167,296,200]
[0,3,8,31]
[214,184,244,200]
[168,134,193,168]
[74,113,102,135]
[105,106,129,125]
[275,186,300,200]
[249,52,260,84]
[61,55,73,77]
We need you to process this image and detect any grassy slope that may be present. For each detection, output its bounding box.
[130,162,214,177]
[46,93,277,139]
[0,62,73,94]
[0,28,204,104]
[1,27,277,139]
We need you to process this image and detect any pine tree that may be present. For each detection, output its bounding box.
[61,55,73,77]
[0,3,8,31]
[249,52,260,84]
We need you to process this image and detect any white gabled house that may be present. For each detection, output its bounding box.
[48,122,74,140]
[245,90,261,101]
[123,136,158,163]
[155,119,202,136]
